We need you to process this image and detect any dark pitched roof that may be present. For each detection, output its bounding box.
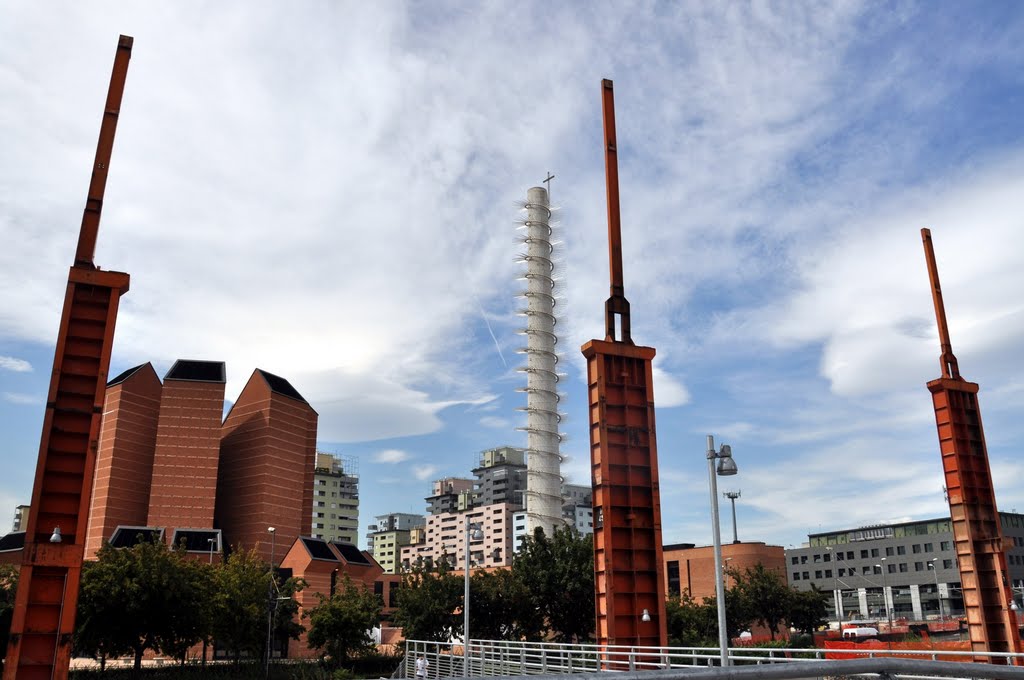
[256,369,307,403]
[170,529,221,552]
[0,531,25,552]
[300,537,339,562]
[332,540,370,565]
[109,526,165,548]
[107,364,148,387]
[164,360,226,383]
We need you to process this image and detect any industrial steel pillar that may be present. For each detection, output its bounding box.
[4,36,133,680]
[921,228,1022,663]
[582,79,668,655]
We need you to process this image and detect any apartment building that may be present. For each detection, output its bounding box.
[311,452,359,544]
[365,512,425,574]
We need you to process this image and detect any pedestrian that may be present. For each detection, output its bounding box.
[415,655,428,679]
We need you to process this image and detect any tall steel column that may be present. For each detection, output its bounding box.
[582,79,667,653]
[519,186,564,538]
[4,36,133,680]
[921,228,1022,662]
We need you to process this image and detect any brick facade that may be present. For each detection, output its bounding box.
[85,363,162,558]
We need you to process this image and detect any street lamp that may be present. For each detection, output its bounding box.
[928,558,944,621]
[265,526,277,679]
[875,558,893,631]
[463,517,484,675]
[207,537,216,564]
[706,434,738,667]
[826,547,842,634]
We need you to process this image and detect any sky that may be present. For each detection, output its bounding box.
[2,2,1023,551]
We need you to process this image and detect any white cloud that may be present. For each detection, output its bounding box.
[413,465,439,481]
[479,416,511,429]
[0,356,31,373]
[2,392,37,405]
[373,449,410,464]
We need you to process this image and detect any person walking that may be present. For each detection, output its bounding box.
[415,655,429,679]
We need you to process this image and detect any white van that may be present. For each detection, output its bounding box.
[842,627,879,639]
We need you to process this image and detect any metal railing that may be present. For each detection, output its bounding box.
[400,639,1024,679]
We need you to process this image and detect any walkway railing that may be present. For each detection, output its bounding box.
[400,639,1024,679]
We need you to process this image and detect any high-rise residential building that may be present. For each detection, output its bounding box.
[311,453,359,544]
[217,369,317,563]
[400,504,516,571]
[12,505,29,533]
[366,513,424,574]
[426,477,475,515]
[561,483,593,535]
[85,363,162,557]
[472,446,527,508]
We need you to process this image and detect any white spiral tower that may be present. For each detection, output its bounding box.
[518,186,564,538]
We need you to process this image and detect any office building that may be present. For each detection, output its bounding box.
[786,513,1024,621]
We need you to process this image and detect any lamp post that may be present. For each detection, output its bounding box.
[463,517,483,675]
[875,558,892,631]
[208,537,216,564]
[265,526,276,679]
[706,435,738,666]
[928,558,944,621]
[826,547,842,634]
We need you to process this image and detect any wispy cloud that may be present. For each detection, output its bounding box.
[373,449,410,464]
[0,356,31,373]
[413,465,439,482]
[2,392,37,405]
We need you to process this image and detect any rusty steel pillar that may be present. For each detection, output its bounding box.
[921,228,1022,663]
[4,36,133,680]
[582,79,667,658]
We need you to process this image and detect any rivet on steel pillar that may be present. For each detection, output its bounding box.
[4,36,133,680]
[921,228,1022,663]
[582,79,668,659]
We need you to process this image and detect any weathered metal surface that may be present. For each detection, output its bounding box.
[583,79,666,654]
[4,36,133,680]
[921,228,1022,662]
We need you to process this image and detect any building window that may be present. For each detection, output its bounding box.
[815,570,822,579]
[800,555,807,564]
[838,568,845,577]
[897,546,906,555]
[802,572,809,580]
[899,563,908,573]
[813,554,821,563]
[863,567,872,575]
[886,547,894,556]
[668,561,680,595]
[791,557,799,565]
[824,553,831,562]
[825,569,832,578]
[888,564,895,574]
[912,544,922,554]
[861,550,869,559]
[915,562,924,571]
[846,551,854,559]
[793,573,801,581]
[837,552,844,561]
[871,549,879,557]
[940,541,951,551]
[924,543,933,552]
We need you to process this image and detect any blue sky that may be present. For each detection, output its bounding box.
[2,2,1024,551]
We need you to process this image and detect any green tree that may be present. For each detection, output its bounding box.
[1,565,20,669]
[210,547,304,663]
[468,569,543,641]
[74,537,207,670]
[733,563,791,640]
[788,585,827,635]
[512,527,595,642]
[393,560,462,642]
[665,591,716,647]
[305,574,382,666]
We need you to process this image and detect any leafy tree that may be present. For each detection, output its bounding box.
[210,548,305,663]
[468,569,543,641]
[74,537,207,670]
[512,527,594,642]
[733,563,791,640]
[1,565,19,668]
[665,591,716,646]
[153,556,213,664]
[393,560,462,642]
[789,585,828,635]
[305,574,382,666]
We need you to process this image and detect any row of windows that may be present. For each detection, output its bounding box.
[793,541,953,565]
[793,559,955,581]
